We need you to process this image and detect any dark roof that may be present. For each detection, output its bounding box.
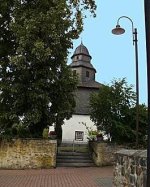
[69,61,96,72]
[74,84,101,115]
[70,42,95,71]
[77,81,102,89]
[71,42,91,59]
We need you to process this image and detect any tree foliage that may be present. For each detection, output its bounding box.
[0,0,96,138]
[90,78,148,146]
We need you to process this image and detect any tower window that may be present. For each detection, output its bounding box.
[73,70,76,75]
[86,71,89,77]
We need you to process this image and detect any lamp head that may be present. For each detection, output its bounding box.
[112,24,125,35]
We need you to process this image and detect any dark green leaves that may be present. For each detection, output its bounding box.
[0,0,96,138]
[90,78,147,146]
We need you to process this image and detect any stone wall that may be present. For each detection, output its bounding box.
[0,139,57,169]
[89,142,122,166]
[113,149,147,187]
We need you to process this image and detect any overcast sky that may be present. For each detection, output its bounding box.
[68,0,147,105]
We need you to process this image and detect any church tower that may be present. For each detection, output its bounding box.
[62,42,101,142]
[70,42,96,83]
[69,42,101,115]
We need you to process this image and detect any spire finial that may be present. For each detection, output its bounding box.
[81,38,83,45]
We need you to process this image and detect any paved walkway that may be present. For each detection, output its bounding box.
[0,166,114,187]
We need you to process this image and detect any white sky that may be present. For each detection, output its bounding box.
[68,0,147,105]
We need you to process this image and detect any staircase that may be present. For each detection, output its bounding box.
[56,142,95,167]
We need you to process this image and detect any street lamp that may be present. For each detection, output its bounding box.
[112,16,139,148]
[144,1,150,186]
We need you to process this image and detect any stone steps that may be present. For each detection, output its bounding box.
[57,162,95,167]
[57,151,95,167]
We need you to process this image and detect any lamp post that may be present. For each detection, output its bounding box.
[144,1,150,186]
[112,16,139,148]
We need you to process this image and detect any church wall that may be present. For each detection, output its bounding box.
[62,114,97,142]
[71,67,95,82]
[74,67,83,82]
[82,67,95,82]
[80,55,91,62]
[72,55,90,62]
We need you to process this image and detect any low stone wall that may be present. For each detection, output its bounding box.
[89,142,122,166]
[0,139,57,169]
[113,149,147,187]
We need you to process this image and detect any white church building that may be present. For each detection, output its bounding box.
[62,42,102,142]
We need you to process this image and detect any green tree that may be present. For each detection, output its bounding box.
[0,0,18,137]
[89,78,148,145]
[126,104,148,146]
[0,0,96,138]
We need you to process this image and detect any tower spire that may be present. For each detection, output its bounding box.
[81,38,83,45]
